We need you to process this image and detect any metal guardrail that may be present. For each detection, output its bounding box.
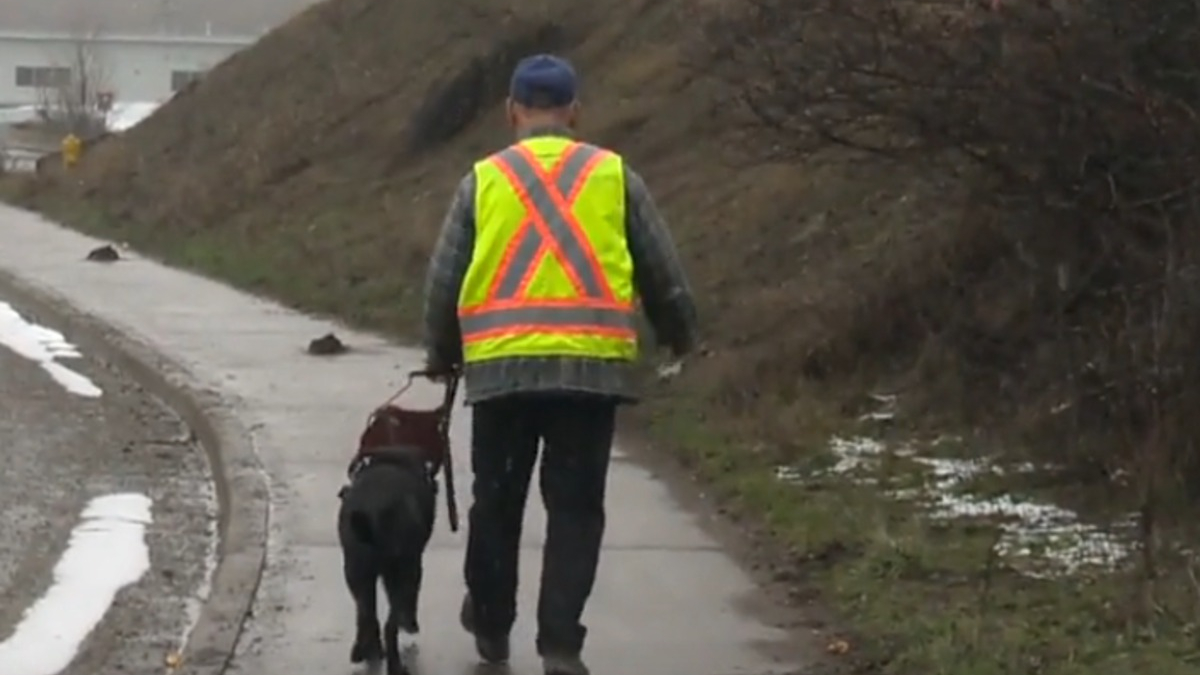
[1,142,54,173]
[5,142,55,155]
[1,131,114,174]
[2,156,38,173]
[1,145,41,171]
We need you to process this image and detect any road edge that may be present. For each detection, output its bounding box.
[0,269,268,675]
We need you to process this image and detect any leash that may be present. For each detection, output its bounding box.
[437,372,461,532]
[377,371,420,408]
[376,367,458,407]
[373,367,461,532]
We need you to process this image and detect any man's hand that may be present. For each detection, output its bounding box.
[656,359,683,381]
[656,341,709,382]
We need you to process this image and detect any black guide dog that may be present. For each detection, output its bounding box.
[338,402,446,675]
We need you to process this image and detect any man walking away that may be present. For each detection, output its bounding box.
[421,53,699,675]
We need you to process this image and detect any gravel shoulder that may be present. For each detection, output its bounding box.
[0,295,215,675]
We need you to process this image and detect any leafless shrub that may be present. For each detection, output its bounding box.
[701,0,1200,590]
[36,31,112,138]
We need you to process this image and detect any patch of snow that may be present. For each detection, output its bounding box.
[829,436,888,475]
[858,392,898,422]
[773,465,805,483]
[0,106,39,125]
[0,493,153,675]
[106,101,162,132]
[911,454,1132,577]
[776,436,1133,578]
[0,301,102,397]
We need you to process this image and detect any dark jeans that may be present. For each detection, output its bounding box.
[464,392,616,656]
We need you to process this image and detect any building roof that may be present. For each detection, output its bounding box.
[2,0,317,39]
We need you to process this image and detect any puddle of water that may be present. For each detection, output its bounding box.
[0,301,102,397]
[778,437,1132,578]
[0,493,152,675]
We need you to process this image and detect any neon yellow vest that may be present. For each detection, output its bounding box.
[457,136,637,363]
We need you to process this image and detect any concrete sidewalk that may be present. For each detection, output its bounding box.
[0,204,820,675]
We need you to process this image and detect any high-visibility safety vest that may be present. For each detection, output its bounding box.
[457,136,637,363]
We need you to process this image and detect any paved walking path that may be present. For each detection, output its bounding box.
[0,204,819,675]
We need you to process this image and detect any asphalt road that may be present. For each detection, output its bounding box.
[0,296,216,675]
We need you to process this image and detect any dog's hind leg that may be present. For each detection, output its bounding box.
[381,558,420,675]
[344,551,384,664]
[399,555,422,634]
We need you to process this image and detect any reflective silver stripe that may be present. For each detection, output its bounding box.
[490,144,599,299]
[461,305,634,336]
[553,143,600,197]
[492,227,544,299]
[490,143,608,298]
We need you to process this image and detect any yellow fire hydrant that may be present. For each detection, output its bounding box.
[61,133,82,169]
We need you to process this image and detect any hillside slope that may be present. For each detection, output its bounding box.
[7,0,1187,672]
[30,0,956,369]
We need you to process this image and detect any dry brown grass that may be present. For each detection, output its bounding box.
[17,0,945,411]
[10,0,1200,672]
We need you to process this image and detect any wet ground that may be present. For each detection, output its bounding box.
[0,296,215,674]
[0,204,828,675]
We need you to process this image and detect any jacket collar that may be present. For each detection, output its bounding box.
[516,125,574,141]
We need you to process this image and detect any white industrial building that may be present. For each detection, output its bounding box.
[0,0,314,107]
[0,32,253,106]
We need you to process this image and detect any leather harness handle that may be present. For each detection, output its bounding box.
[370,367,462,532]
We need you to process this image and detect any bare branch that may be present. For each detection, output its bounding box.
[37,24,112,137]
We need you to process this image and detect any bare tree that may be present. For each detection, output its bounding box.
[35,28,112,137]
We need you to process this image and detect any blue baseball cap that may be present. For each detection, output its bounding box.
[509,54,578,109]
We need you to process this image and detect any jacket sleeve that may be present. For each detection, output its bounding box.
[623,165,700,357]
[421,172,476,370]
